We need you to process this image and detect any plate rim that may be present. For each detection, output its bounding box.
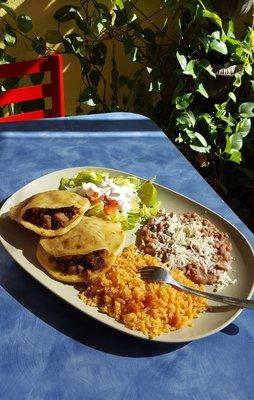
[1,165,254,343]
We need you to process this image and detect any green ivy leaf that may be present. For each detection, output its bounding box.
[114,10,127,27]
[176,115,191,126]
[54,5,79,22]
[175,93,194,110]
[186,110,196,126]
[211,31,221,40]
[199,59,216,77]
[224,135,231,154]
[4,29,16,46]
[233,73,242,87]
[115,0,124,9]
[176,51,187,70]
[78,87,99,106]
[225,125,233,134]
[141,28,155,43]
[230,133,243,151]
[236,119,251,137]
[245,63,252,76]
[228,92,236,102]
[202,10,222,29]
[230,150,241,163]
[196,82,209,98]
[0,53,15,65]
[239,102,254,118]
[200,33,210,53]
[190,144,210,153]
[32,37,46,55]
[46,30,62,44]
[195,132,208,147]
[210,39,228,55]
[64,33,83,54]
[17,15,32,33]
[215,102,227,118]
[183,60,197,79]
[227,20,235,38]
[235,46,244,58]
[128,13,138,23]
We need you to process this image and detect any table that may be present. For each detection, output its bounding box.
[0,112,253,400]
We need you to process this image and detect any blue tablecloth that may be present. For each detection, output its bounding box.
[0,112,253,400]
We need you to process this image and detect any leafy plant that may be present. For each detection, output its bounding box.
[167,2,254,195]
[0,0,254,230]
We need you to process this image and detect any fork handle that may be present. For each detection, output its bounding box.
[181,285,254,310]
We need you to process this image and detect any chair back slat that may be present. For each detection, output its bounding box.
[0,109,51,123]
[0,58,52,79]
[0,54,64,122]
[0,84,52,106]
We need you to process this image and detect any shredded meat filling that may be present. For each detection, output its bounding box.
[23,206,79,230]
[52,250,107,274]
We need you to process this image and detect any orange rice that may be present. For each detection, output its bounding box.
[80,245,207,338]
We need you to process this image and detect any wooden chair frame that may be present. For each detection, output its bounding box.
[0,54,65,123]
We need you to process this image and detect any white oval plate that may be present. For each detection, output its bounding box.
[0,166,254,343]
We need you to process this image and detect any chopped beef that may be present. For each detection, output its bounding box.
[23,206,79,229]
[42,214,52,229]
[68,265,86,274]
[52,212,70,227]
[54,250,107,274]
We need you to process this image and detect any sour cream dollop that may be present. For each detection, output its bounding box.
[77,177,139,215]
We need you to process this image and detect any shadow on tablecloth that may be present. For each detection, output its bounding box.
[0,258,190,356]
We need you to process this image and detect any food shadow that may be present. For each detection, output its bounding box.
[0,213,188,357]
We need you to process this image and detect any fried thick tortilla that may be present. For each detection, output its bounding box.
[36,216,126,282]
[9,190,90,237]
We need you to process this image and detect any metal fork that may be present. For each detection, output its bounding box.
[139,266,254,310]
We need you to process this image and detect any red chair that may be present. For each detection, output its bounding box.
[0,54,65,123]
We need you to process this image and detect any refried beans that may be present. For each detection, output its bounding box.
[139,211,234,286]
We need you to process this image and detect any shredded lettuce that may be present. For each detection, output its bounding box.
[59,170,159,230]
[59,170,105,189]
